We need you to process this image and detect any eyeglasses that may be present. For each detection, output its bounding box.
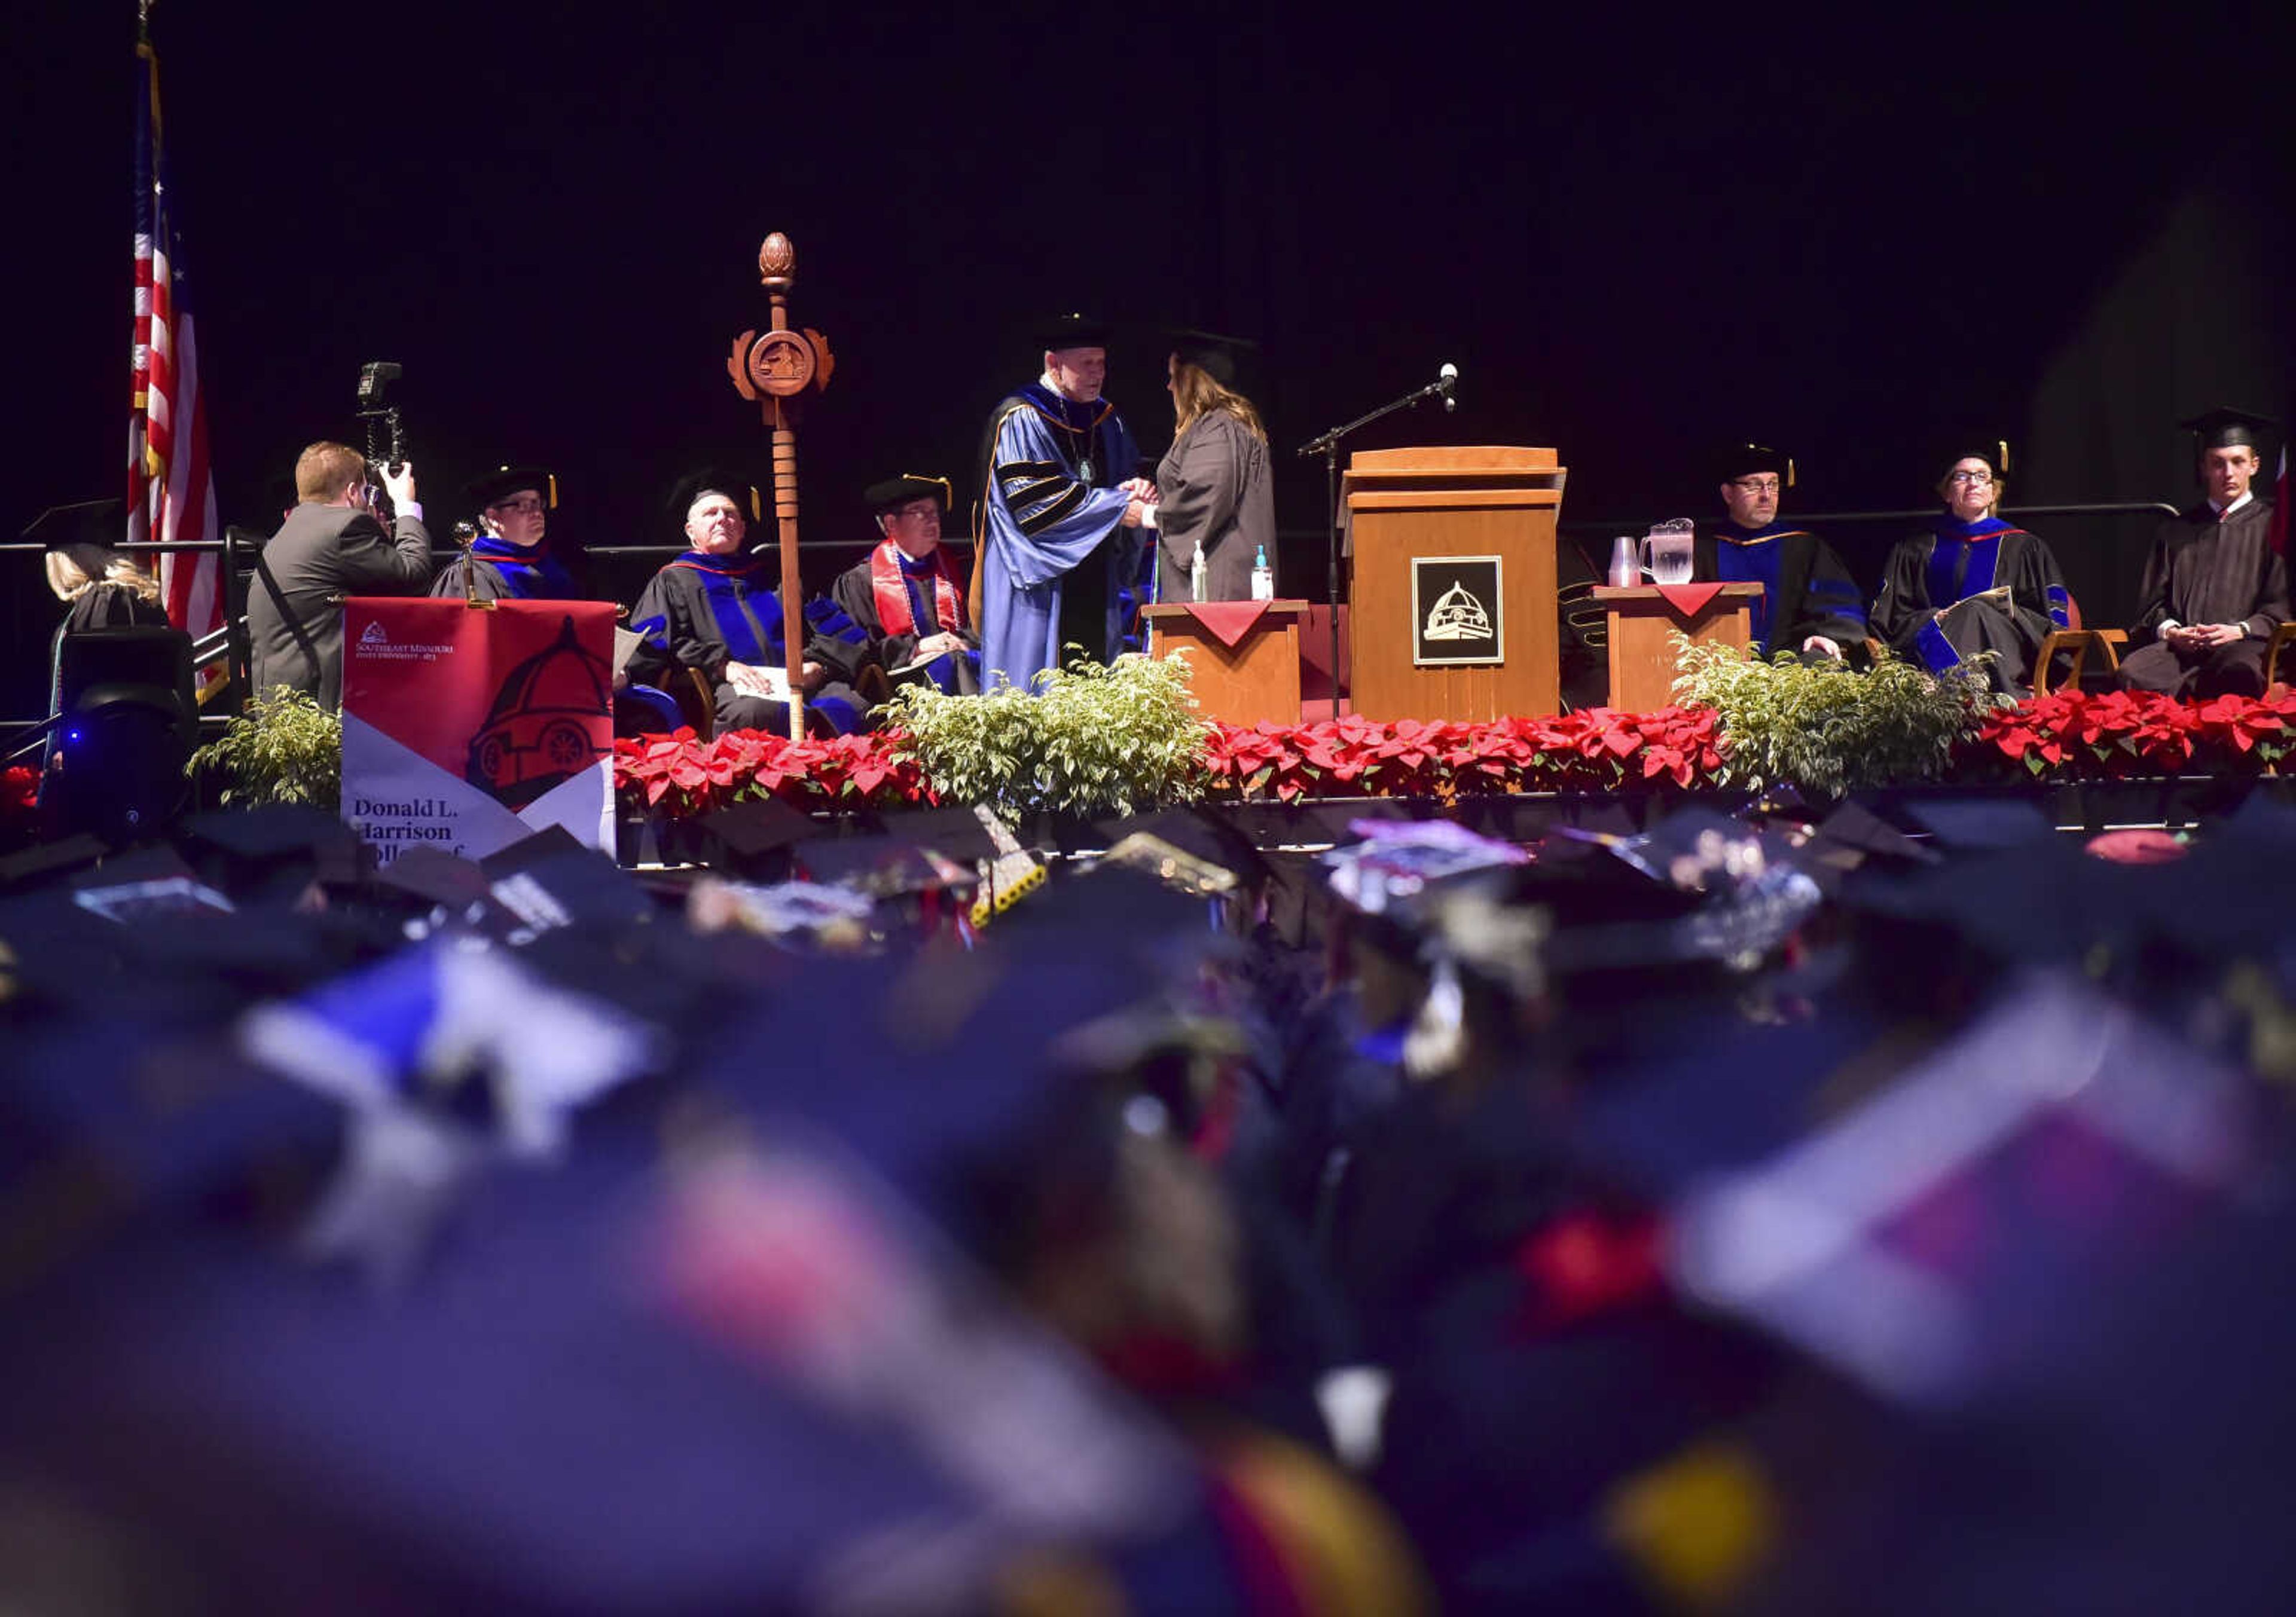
[1947,469,1995,485]
[358,484,381,508]
[489,496,548,515]
[1730,478,1782,494]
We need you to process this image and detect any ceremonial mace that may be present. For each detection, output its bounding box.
[726,232,835,741]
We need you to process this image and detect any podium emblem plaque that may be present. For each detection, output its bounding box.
[1411,555,1504,665]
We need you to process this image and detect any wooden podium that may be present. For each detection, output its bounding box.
[1142,600,1308,726]
[1593,582,1761,710]
[1344,446,1566,721]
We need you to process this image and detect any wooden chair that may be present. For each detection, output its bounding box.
[2033,592,2125,698]
[2265,620,2296,695]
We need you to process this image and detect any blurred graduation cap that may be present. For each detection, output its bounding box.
[1897,795,2058,851]
[1093,806,1273,899]
[695,794,824,875]
[2178,405,2279,453]
[179,805,371,899]
[1714,441,1795,488]
[479,826,655,933]
[667,466,764,527]
[868,803,1006,866]
[863,473,953,512]
[375,843,495,909]
[793,833,973,901]
[465,464,558,512]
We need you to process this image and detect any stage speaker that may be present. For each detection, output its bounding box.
[47,625,199,844]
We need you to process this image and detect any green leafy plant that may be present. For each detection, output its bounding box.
[1672,637,1996,798]
[187,685,343,808]
[880,648,1210,817]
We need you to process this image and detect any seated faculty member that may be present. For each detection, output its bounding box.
[1696,442,1866,659]
[432,464,581,603]
[1870,438,2068,695]
[833,473,980,695]
[246,442,433,708]
[2121,408,2287,700]
[625,470,871,736]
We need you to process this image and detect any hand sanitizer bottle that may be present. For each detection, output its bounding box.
[1190,542,1208,603]
[1250,544,1274,601]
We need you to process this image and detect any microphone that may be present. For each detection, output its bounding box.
[1439,362,1458,413]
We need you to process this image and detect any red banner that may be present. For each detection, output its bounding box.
[340,598,617,864]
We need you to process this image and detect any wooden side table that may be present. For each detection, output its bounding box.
[1593,583,1763,710]
[1142,600,1309,726]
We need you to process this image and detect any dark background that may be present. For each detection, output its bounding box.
[6,2,2288,720]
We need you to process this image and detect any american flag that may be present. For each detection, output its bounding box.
[127,20,222,664]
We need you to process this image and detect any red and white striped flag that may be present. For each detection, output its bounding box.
[127,19,222,669]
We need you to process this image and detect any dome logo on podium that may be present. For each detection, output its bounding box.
[1411,555,1505,666]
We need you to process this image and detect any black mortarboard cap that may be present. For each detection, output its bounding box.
[179,806,371,897]
[2178,406,2279,453]
[793,834,972,898]
[1167,328,1260,393]
[1090,806,1273,893]
[20,497,123,550]
[466,464,558,511]
[1898,795,2058,851]
[1036,313,1111,351]
[1933,432,2013,479]
[480,827,655,930]
[1715,441,1795,487]
[668,466,763,527]
[868,805,1005,866]
[863,473,953,512]
[375,843,495,908]
[699,794,823,868]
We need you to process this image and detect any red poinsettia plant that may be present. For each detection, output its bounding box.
[0,763,41,848]
[1195,707,1727,803]
[1967,687,2296,780]
[613,727,932,817]
[614,690,2296,821]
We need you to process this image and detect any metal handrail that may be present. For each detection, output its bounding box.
[1558,500,2181,534]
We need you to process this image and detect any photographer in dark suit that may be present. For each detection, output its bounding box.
[245,441,433,708]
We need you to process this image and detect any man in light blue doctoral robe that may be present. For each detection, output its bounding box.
[979,316,1151,690]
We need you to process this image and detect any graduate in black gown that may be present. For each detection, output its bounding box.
[626,471,873,736]
[430,465,581,603]
[1871,438,2069,695]
[1694,442,1867,659]
[832,473,980,696]
[2121,408,2287,699]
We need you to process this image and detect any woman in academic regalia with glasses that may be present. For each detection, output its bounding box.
[432,465,581,603]
[1870,438,2069,695]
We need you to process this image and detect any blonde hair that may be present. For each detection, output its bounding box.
[294,441,367,503]
[46,543,161,606]
[1171,362,1267,444]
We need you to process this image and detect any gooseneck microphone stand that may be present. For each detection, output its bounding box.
[1297,370,1457,720]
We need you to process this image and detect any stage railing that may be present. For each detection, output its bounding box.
[1,502,2187,752]
[1558,500,2181,537]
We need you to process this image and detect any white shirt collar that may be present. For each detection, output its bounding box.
[2210,490,2255,519]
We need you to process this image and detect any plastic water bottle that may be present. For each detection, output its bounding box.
[1250,544,1274,601]
[1190,542,1208,603]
